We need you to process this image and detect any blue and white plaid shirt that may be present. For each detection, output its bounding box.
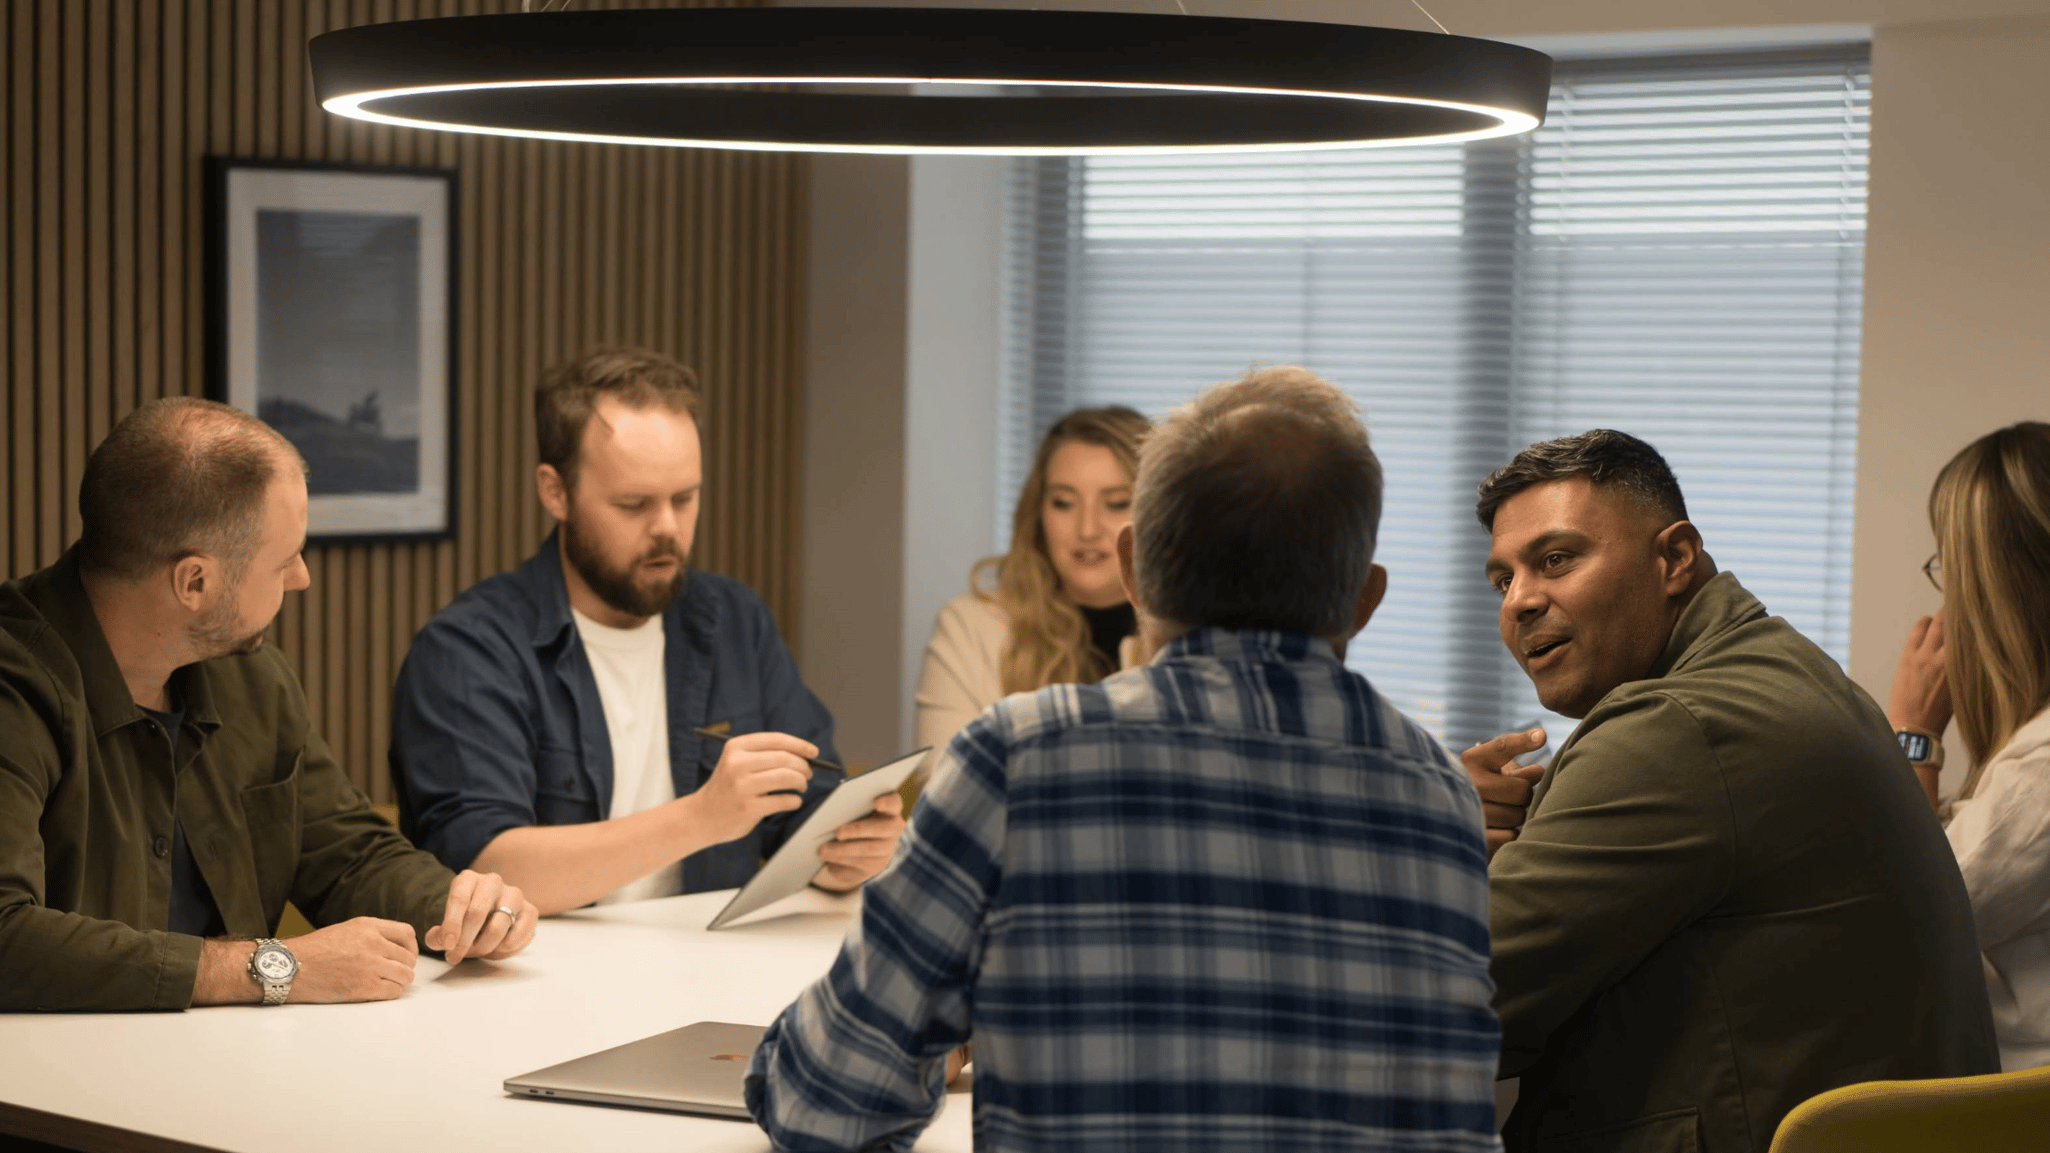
[748,628,1502,1152]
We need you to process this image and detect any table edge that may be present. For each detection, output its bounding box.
[0,1098,225,1153]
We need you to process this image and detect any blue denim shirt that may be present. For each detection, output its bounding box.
[390,530,840,896]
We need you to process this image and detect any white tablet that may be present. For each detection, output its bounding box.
[706,747,928,930]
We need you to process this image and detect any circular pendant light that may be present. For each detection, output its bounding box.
[309,6,1551,155]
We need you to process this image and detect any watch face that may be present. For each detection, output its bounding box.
[255,948,295,980]
[1899,732,1932,762]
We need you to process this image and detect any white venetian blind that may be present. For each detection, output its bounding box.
[999,49,1871,748]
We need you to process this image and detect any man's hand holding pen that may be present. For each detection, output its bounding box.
[688,725,906,889]
[684,730,820,845]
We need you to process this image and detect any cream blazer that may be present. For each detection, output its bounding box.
[1945,702,2050,1071]
[913,592,1139,759]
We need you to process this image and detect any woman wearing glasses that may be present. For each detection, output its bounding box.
[1888,420,2050,1071]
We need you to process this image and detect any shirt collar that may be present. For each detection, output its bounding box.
[1158,626,1338,667]
[1646,569,1768,681]
[520,528,579,650]
[28,546,224,740]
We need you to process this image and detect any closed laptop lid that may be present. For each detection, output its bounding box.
[504,1021,767,1119]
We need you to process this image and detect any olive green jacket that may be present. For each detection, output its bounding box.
[1491,572,1996,1153]
[0,548,455,1011]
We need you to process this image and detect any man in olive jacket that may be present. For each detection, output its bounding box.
[1468,430,1995,1153]
[0,398,537,1011]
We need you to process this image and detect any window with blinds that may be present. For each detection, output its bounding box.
[998,48,1871,749]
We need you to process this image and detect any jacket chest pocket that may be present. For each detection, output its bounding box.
[240,750,303,922]
[534,748,593,826]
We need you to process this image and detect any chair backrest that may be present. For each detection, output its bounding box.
[1770,1065,2050,1153]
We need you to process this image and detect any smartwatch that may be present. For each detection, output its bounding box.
[248,938,298,1006]
[1896,726,1945,771]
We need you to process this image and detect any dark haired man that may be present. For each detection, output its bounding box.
[1469,429,1995,1152]
[749,368,1503,1151]
[392,347,902,914]
[0,398,536,1012]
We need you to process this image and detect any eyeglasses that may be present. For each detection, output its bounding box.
[1923,553,1943,592]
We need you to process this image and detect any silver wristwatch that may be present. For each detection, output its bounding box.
[248,938,298,1006]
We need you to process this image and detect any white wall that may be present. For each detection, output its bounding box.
[901,158,1007,753]
[795,0,2050,767]
[1852,13,2050,791]
[798,154,1006,766]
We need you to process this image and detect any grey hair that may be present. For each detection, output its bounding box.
[1133,366,1383,638]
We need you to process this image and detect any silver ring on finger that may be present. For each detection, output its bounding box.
[494,904,518,922]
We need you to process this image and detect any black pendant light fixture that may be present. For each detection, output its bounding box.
[309,6,1551,155]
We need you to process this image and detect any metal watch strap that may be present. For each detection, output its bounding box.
[251,938,293,1006]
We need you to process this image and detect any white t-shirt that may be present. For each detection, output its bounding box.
[571,607,684,905]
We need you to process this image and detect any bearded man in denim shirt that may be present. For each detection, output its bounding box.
[392,348,903,913]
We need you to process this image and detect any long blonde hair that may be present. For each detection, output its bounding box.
[1932,421,2050,765]
[974,406,1151,694]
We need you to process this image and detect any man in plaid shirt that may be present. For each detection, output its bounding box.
[748,367,1501,1152]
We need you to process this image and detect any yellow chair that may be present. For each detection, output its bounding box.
[1769,1065,2050,1153]
[273,802,404,938]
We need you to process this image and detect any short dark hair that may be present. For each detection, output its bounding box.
[1135,366,1382,637]
[1475,429,1689,530]
[78,397,302,581]
[536,346,703,492]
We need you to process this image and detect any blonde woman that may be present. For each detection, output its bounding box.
[916,406,1153,756]
[1888,421,2050,1071]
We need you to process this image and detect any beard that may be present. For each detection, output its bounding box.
[187,579,268,659]
[562,515,690,620]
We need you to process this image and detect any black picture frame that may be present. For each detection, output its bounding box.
[205,157,459,544]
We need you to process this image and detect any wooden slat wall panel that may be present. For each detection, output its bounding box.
[0,0,806,804]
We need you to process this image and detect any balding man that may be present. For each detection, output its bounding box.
[747,368,1502,1152]
[0,398,536,1012]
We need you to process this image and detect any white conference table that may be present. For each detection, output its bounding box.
[0,888,973,1153]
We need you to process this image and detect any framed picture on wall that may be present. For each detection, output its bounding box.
[205,158,458,543]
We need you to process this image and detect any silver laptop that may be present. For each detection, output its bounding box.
[504,1021,767,1118]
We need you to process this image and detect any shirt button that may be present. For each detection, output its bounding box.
[152,835,170,858]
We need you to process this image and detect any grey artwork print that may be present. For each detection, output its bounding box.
[210,158,455,541]
[255,209,422,496]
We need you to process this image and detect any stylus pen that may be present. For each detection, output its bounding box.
[691,725,846,775]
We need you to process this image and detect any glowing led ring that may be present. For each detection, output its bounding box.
[310,7,1551,156]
